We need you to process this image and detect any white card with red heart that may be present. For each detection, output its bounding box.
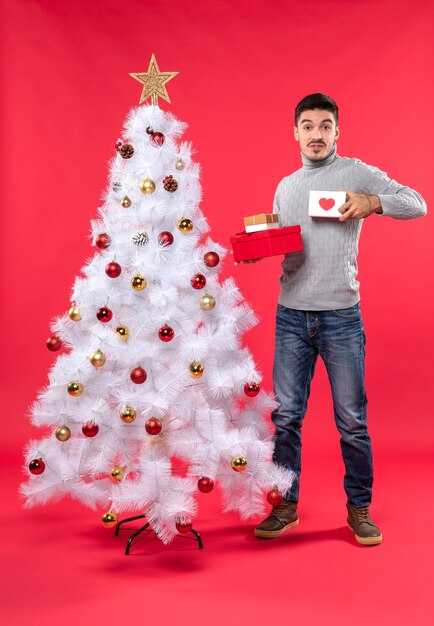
[308,191,346,219]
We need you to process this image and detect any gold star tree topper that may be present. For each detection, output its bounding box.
[129,54,179,106]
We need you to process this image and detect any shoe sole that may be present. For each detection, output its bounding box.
[347,524,383,545]
[254,518,299,539]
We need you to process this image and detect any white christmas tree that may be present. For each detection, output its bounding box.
[21,55,293,544]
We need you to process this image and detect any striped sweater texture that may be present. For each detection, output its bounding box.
[273,145,427,310]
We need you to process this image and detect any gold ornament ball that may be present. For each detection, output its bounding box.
[140,178,156,194]
[200,294,216,311]
[89,349,106,368]
[101,511,118,528]
[68,305,81,321]
[55,425,71,442]
[231,456,248,472]
[110,466,125,482]
[115,325,129,341]
[120,405,136,423]
[131,275,147,291]
[177,218,193,233]
[189,362,204,378]
[67,381,83,397]
[175,158,185,171]
[121,196,132,208]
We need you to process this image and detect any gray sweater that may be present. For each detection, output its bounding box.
[273,145,427,310]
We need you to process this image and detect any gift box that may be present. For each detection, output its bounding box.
[230,225,303,263]
[308,191,347,219]
[243,213,280,233]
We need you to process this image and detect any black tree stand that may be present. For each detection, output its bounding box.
[115,514,204,554]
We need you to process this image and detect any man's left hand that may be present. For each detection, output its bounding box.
[338,190,383,222]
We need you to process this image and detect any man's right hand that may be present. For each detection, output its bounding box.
[243,258,263,264]
[234,257,264,266]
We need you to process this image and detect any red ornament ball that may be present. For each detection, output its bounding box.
[82,422,99,437]
[158,325,174,342]
[130,367,147,384]
[96,306,113,323]
[190,274,206,289]
[244,382,260,397]
[105,262,122,278]
[29,458,45,475]
[46,336,62,351]
[204,251,220,268]
[176,518,193,534]
[158,231,174,247]
[145,417,162,435]
[95,233,111,249]
[198,477,214,493]
[150,132,165,147]
[267,489,283,506]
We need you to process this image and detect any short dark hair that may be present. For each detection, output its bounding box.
[294,93,339,126]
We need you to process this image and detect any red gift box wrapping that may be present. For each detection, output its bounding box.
[230,225,303,262]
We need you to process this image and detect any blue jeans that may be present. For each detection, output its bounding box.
[271,302,373,508]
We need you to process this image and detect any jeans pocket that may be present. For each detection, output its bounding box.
[331,303,361,319]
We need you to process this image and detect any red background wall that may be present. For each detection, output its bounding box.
[1,2,433,623]
[2,0,432,448]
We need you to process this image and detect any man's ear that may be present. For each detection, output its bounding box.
[335,126,340,141]
[294,126,299,141]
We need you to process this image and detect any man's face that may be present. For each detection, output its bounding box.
[294,109,339,160]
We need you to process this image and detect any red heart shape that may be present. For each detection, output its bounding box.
[319,198,335,211]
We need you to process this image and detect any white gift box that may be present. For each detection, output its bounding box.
[308,190,347,219]
[245,222,280,233]
[243,213,280,233]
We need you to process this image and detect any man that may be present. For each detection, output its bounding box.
[253,93,426,545]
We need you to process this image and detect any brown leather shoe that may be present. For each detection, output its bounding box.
[254,501,299,539]
[347,504,383,545]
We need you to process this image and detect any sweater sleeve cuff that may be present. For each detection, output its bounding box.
[376,194,401,217]
[376,193,427,219]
